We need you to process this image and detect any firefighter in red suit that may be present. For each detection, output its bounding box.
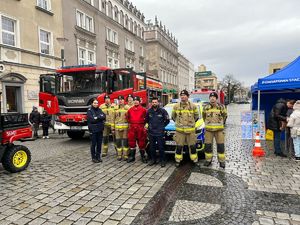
[127,96,148,163]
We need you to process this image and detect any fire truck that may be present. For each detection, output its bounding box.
[190,89,225,105]
[39,65,162,139]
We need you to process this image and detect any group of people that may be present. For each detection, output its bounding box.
[87,90,228,168]
[29,106,52,139]
[268,98,300,160]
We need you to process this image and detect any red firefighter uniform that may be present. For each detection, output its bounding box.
[127,97,147,163]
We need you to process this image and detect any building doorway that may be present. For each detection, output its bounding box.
[5,86,20,112]
[0,72,26,113]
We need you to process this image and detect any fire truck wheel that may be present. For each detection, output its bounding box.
[2,145,31,173]
[67,131,85,139]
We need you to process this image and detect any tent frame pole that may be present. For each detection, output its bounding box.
[257,90,261,139]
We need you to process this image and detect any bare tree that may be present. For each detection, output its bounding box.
[220,75,242,103]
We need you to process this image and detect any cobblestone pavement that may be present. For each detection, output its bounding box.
[1,104,300,225]
[131,104,300,225]
[0,135,175,225]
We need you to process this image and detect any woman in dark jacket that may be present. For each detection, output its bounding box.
[87,98,106,163]
[40,110,52,139]
[29,106,40,138]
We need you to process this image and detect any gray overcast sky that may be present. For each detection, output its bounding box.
[135,0,300,87]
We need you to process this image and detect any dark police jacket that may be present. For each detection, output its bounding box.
[87,107,106,133]
[145,107,170,136]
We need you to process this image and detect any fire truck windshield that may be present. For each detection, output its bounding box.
[57,71,106,95]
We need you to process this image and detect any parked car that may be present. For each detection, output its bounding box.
[163,102,205,159]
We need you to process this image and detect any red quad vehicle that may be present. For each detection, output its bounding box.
[0,97,32,172]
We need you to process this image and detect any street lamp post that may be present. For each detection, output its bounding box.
[56,37,68,67]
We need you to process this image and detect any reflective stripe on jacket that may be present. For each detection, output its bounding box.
[100,103,115,127]
[114,105,129,130]
[172,101,199,134]
[203,103,227,131]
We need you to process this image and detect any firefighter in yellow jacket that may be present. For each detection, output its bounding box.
[100,95,115,157]
[202,92,227,168]
[172,90,199,167]
[126,94,134,108]
[114,95,130,161]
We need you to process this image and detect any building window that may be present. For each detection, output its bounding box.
[76,10,94,32]
[107,50,119,69]
[107,1,113,18]
[37,0,51,11]
[39,29,51,55]
[85,15,94,32]
[139,61,144,72]
[120,10,124,26]
[113,6,119,22]
[125,38,134,52]
[78,47,95,65]
[84,0,94,6]
[1,16,16,46]
[140,46,144,57]
[125,57,134,69]
[106,27,118,44]
[101,0,106,14]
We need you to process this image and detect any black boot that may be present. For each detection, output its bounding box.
[204,161,212,167]
[140,150,148,163]
[127,148,136,163]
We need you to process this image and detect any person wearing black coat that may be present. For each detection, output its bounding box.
[40,110,52,139]
[267,98,287,157]
[145,97,170,167]
[87,99,106,163]
[29,106,41,138]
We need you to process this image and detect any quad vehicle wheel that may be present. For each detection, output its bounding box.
[2,145,31,173]
[67,131,85,139]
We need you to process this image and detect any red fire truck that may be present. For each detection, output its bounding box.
[39,65,162,139]
[190,89,225,105]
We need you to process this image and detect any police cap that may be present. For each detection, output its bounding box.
[127,94,133,100]
[133,96,141,102]
[209,92,218,99]
[180,90,189,97]
[118,95,124,100]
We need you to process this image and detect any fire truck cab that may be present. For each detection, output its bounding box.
[39,65,161,139]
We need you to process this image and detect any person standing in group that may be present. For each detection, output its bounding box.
[267,98,288,157]
[127,96,148,163]
[287,100,300,161]
[40,110,51,139]
[126,94,134,108]
[87,98,106,163]
[100,95,115,157]
[146,97,170,167]
[29,106,41,138]
[172,90,199,167]
[114,95,130,161]
[203,92,227,168]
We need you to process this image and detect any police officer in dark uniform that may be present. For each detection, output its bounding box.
[87,98,106,163]
[146,97,170,167]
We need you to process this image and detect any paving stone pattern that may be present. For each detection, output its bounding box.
[0,138,175,225]
[253,210,300,225]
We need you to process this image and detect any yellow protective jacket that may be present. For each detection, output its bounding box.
[202,103,227,131]
[172,101,199,133]
[126,102,134,108]
[100,103,115,127]
[114,105,129,130]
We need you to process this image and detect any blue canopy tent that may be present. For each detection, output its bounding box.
[252,56,300,125]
